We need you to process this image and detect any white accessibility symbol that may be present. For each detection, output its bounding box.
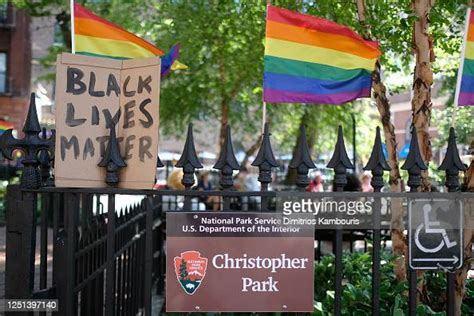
[414,204,457,254]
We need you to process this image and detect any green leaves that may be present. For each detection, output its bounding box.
[18,0,472,147]
[313,251,472,315]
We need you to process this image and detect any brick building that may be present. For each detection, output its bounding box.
[0,3,31,133]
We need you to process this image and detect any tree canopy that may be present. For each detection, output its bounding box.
[19,0,473,161]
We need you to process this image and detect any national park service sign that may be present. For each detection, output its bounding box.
[166,212,314,312]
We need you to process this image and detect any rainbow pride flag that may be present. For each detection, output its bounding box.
[0,120,13,135]
[455,7,474,106]
[73,3,186,75]
[264,5,381,104]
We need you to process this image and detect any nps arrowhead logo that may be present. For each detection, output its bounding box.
[174,251,208,295]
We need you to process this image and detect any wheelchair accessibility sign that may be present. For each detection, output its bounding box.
[409,199,463,270]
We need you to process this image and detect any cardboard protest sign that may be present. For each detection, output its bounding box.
[54,53,160,189]
[166,212,314,312]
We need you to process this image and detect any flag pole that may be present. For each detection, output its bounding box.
[452,4,471,127]
[70,0,76,54]
[262,0,270,134]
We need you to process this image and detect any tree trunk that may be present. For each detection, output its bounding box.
[219,101,229,149]
[356,0,406,281]
[373,64,407,280]
[411,0,435,192]
[454,2,473,309]
[455,150,474,313]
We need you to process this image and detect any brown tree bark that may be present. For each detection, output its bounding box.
[455,143,474,314]
[411,0,435,192]
[411,0,436,303]
[356,0,406,280]
[219,100,229,148]
[454,3,473,312]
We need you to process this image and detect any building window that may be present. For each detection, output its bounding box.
[0,53,7,94]
[0,2,7,24]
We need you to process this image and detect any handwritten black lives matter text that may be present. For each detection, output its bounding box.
[60,67,154,162]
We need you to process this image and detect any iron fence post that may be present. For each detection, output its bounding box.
[439,127,466,316]
[252,123,279,211]
[364,127,390,316]
[1,93,54,313]
[5,186,37,310]
[214,125,240,210]
[402,126,428,316]
[176,123,203,210]
[327,126,354,316]
[39,192,50,291]
[55,192,79,316]
[144,198,153,315]
[105,194,116,316]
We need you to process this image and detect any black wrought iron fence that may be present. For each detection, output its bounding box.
[1,94,473,316]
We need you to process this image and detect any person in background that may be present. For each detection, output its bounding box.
[162,169,206,211]
[307,172,324,192]
[197,171,220,210]
[235,168,260,210]
[361,173,374,192]
[197,171,213,191]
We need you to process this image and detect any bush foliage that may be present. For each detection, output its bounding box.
[314,251,474,315]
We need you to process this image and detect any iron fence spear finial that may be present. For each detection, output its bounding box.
[327,125,354,191]
[98,122,126,187]
[156,155,164,168]
[0,93,55,189]
[289,125,316,190]
[175,123,203,189]
[214,125,240,190]
[23,92,41,134]
[251,123,279,190]
[438,127,466,192]
[401,126,428,192]
[364,126,390,191]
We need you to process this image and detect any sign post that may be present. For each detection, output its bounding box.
[166,212,314,312]
[409,199,463,270]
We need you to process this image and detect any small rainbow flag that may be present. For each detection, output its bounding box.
[73,3,186,75]
[0,120,14,134]
[264,5,381,104]
[455,7,474,106]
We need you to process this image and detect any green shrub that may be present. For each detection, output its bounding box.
[0,180,8,223]
[313,251,474,315]
[0,177,20,223]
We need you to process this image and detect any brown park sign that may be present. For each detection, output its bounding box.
[54,53,160,189]
[166,212,314,312]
